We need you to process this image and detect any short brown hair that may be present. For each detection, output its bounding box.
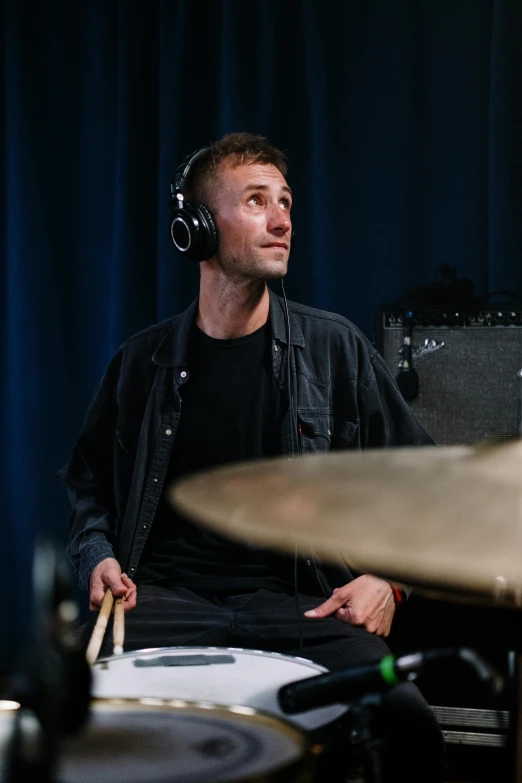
[185,132,288,205]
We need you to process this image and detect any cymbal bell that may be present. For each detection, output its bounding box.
[171,440,522,605]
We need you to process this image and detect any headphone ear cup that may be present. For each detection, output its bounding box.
[169,199,218,262]
[193,201,218,261]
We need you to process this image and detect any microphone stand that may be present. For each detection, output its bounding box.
[506,368,522,783]
[5,707,57,782]
[281,647,503,783]
[309,693,386,783]
[349,693,385,783]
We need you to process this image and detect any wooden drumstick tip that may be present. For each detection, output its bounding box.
[113,596,125,657]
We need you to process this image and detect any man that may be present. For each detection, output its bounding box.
[60,132,443,781]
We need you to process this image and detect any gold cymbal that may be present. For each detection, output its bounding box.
[171,441,522,605]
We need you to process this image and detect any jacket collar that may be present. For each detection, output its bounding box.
[152,298,198,367]
[268,288,305,347]
[151,287,305,367]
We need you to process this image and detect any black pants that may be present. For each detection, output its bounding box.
[82,585,445,783]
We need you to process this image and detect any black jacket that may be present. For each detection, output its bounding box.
[60,290,433,593]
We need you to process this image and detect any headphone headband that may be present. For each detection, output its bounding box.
[173,145,211,194]
[169,144,218,261]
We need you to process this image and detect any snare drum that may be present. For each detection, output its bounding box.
[92,647,348,731]
[0,699,318,782]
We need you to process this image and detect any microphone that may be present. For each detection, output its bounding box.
[278,648,503,714]
[396,310,419,401]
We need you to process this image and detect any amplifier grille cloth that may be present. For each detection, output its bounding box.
[380,327,522,445]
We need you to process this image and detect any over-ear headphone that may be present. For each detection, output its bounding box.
[169,144,295,262]
[169,146,218,262]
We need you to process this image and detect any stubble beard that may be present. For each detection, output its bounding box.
[218,247,288,283]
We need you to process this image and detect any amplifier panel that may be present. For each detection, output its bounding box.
[378,313,522,445]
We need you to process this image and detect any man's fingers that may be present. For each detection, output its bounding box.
[89,583,117,611]
[334,606,352,623]
[120,575,137,611]
[90,571,126,612]
[103,574,127,596]
[304,577,396,634]
[121,574,136,591]
[89,583,108,610]
[90,585,136,613]
[304,594,345,618]
[120,586,137,611]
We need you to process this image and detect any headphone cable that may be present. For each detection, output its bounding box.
[280,280,304,657]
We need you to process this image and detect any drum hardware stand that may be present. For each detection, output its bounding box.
[338,648,504,783]
[502,574,522,783]
[347,693,385,783]
[309,693,398,783]
[4,706,58,783]
[280,648,503,783]
[504,647,522,783]
[505,369,522,783]
[4,542,91,783]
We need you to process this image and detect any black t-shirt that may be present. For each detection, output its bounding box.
[137,321,315,593]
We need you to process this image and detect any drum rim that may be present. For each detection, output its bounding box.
[83,696,307,749]
[0,701,20,711]
[95,646,328,675]
[57,698,315,783]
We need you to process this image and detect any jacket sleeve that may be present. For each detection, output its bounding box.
[359,348,435,448]
[57,351,123,590]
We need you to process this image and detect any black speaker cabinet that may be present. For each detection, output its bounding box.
[376,307,522,445]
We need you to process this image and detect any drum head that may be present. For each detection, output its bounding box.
[57,699,307,783]
[93,647,347,730]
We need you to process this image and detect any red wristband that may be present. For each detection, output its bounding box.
[391,585,404,605]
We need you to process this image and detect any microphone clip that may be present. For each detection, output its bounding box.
[396,311,419,401]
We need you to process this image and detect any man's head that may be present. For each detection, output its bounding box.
[185,132,287,204]
[183,132,293,281]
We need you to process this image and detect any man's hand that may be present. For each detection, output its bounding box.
[304,575,396,637]
[89,557,137,612]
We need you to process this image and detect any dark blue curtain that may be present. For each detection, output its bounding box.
[1,0,521,668]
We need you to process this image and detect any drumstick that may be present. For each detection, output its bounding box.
[113,597,125,655]
[85,588,115,665]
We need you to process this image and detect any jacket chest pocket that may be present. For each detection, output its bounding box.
[116,409,142,456]
[115,394,151,455]
[297,411,333,453]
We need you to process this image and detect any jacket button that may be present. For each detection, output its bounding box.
[129,567,135,572]
[166,428,172,436]
[306,560,311,566]
[180,371,187,378]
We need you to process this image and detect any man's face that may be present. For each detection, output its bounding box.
[209,162,292,281]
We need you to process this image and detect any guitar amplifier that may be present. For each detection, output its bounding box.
[376,306,522,445]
